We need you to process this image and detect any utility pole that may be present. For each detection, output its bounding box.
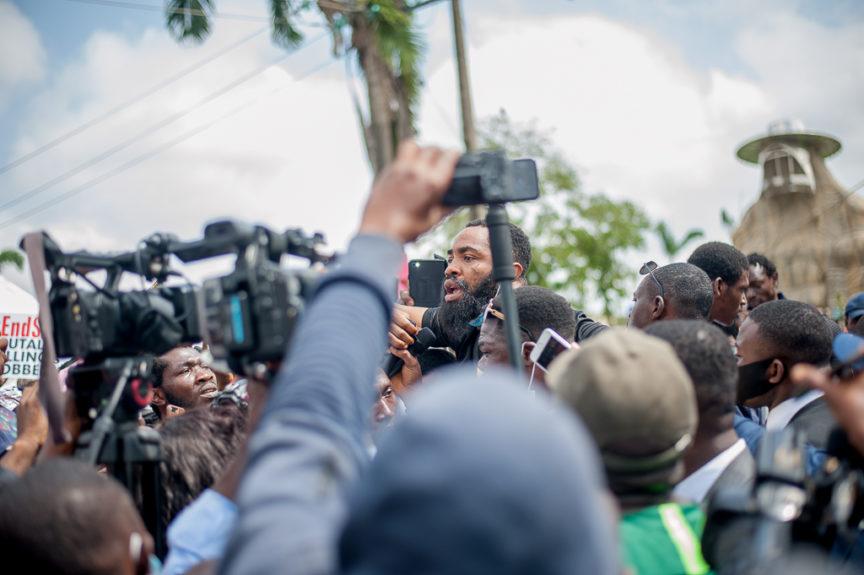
[450,0,483,219]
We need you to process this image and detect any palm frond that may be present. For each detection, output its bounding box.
[655,221,677,257]
[271,0,305,49]
[166,0,214,43]
[0,249,24,272]
[370,1,424,108]
[680,228,705,247]
[720,208,735,228]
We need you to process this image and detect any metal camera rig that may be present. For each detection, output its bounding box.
[27,219,332,557]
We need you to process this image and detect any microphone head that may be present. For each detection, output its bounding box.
[410,327,437,355]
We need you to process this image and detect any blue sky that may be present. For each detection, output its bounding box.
[1,0,862,311]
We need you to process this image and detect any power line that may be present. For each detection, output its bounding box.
[0,56,338,231]
[0,32,328,214]
[60,0,269,22]
[0,26,268,175]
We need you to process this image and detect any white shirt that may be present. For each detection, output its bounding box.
[765,390,824,431]
[673,439,747,503]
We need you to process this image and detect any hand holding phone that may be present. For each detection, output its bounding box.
[529,328,576,373]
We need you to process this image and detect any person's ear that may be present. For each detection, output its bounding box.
[152,387,166,407]
[713,277,725,298]
[512,262,525,282]
[768,359,785,384]
[521,341,535,366]
[651,296,666,320]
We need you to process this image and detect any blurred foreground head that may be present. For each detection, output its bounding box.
[340,368,619,575]
[0,458,152,575]
[549,328,697,503]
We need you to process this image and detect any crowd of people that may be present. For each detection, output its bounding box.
[1,142,864,574]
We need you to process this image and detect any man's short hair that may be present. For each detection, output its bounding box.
[747,252,777,277]
[748,300,833,366]
[688,242,748,285]
[646,320,737,428]
[159,406,246,528]
[653,263,713,320]
[466,219,531,275]
[494,286,576,342]
[152,343,196,387]
[0,459,144,575]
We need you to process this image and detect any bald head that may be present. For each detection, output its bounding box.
[0,459,151,575]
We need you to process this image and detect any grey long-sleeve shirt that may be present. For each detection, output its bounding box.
[219,234,402,575]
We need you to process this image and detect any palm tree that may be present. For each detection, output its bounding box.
[0,249,24,274]
[654,221,704,260]
[166,0,424,174]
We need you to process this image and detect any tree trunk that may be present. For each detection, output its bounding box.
[349,8,414,175]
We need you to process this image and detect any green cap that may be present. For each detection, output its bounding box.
[548,328,697,481]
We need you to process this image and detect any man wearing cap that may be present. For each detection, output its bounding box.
[549,328,710,575]
[846,292,864,333]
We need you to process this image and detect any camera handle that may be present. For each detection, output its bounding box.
[75,358,166,558]
[485,203,523,372]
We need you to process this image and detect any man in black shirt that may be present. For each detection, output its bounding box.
[390,220,605,363]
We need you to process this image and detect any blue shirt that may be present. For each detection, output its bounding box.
[163,489,238,575]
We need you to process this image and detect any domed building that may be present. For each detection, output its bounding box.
[733,120,864,313]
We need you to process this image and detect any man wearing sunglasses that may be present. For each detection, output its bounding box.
[477,286,576,388]
[628,262,713,329]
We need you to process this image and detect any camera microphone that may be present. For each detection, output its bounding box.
[383,327,437,379]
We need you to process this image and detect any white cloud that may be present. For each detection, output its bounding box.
[0,1,46,102]
[421,14,773,243]
[1,4,862,316]
[0,22,371,287]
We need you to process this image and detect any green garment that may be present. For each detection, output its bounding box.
[620,502,712,575]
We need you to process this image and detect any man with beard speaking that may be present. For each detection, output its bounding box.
[390,219,606,365]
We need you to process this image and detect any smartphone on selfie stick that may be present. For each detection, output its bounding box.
[442,152,540,372]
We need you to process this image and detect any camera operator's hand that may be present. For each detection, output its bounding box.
[792,364,864,455]
[359,141,459,244]
[0,382,48,475]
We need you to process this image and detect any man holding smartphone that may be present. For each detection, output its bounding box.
[476,286,576,389]
[390,221,604,364]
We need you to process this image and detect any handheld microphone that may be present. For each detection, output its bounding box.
[383,327,436,379]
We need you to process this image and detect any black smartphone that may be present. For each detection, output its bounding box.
[443,153,540,206]
[408,259,447,308]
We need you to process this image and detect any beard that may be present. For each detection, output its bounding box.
[437,274,497,346]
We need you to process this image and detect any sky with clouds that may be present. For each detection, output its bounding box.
[0,0,862,312]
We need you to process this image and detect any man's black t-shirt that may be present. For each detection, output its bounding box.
[421,307,608,363]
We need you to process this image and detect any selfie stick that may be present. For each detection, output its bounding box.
[486,203,523,372]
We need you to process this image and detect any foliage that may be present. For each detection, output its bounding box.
[165,1,423,172]
[654,221,704,259]
[368,0,424,109]
[414,110,652,318]
[0,249,24,273]
[166,0,215,43]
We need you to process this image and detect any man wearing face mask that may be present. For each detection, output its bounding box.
[736,299,836,449]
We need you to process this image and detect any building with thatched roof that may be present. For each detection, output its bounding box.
[732,120,864,313]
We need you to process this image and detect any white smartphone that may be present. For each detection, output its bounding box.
[529,328,574,372]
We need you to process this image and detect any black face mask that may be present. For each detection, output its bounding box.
[736,358,777,404]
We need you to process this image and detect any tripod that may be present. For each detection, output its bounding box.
[73,357,166,559]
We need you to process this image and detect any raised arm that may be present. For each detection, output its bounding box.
[219,143,458,575]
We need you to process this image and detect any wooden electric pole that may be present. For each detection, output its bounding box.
[450,0,483,219]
